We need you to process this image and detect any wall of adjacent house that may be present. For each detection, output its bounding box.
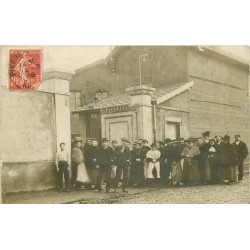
[187,49,249,151]
[0,46,73,194]
[0,89,57,193]
[156,91,190,141]
[70,46,188,105]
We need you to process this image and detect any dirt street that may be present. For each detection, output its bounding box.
[3,175,249,204]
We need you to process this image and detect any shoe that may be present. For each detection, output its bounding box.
[122,189,128,193]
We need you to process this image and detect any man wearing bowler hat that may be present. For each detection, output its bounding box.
[232,135,249,182]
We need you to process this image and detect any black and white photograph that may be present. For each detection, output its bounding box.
[0,45,249,204]
[0,1,249,250]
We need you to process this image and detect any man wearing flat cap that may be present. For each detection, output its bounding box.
[113,138,131,192]
[96,138,115,193]
[232,135,249,182]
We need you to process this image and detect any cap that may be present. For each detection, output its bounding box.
[158,141,164,145]
[223,135,230,141]
[234,135,241,138]
[133,142,140,146]
[202,131,211,137]
[102,138,109,143]
[142,139,148,143]
[121,137,129,143]
[170,139,179,144]
[151,143,157,147]
[112,140,118,143]
[164,138,171,143]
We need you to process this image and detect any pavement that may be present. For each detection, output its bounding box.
[2,174,249,204]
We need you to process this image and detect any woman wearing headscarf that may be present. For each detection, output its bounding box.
[181,139,200,186]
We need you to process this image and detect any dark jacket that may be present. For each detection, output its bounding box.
[97,146,115,167]
[83,144,93,168]
[131,148,142,166]
[140,146,151,160]
[89,146,99,168]
[232,141,249,161]
[221,142,237,166]
[114,145,131,167]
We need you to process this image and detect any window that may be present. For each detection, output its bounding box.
[70,92,82,110]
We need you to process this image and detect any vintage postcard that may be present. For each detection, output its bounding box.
[0,45,249,204]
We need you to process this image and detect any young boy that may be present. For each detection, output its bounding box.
[56,142,70,192]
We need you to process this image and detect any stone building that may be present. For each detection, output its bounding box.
[70,46,250,150]
[0,46,74,194]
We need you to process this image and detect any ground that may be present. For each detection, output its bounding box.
[3,174,249,204]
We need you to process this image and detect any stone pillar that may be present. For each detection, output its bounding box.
[126,85,155,144]
[39,68,75,155]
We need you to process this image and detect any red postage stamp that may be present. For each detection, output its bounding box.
[9,49,42,91]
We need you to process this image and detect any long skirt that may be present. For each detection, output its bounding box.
[171,160,182,183]
[182,159,199,182]
[219,165,238,182]
[76,162,90,183]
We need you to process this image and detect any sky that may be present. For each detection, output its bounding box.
[43,46,111,71]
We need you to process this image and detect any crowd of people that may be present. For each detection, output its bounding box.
[55,131,249,193]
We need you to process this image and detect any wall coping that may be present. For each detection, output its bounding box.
[43,68,75,81]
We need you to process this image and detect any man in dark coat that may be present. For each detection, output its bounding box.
[96,138,115,193]
[114,137,131,193]
[220,135,238,184]
[214,135,223,183]
[140,139,151,181]
[197,132,211,184]
[130,142,142,187]
[232,135,249,181]
[83,138,93,189]
[160,138,172,186]
[88,139,100,190]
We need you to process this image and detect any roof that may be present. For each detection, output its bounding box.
[73,81,194,113]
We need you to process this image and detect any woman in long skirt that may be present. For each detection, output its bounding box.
[181,139,200,186]
[169,139,183,186]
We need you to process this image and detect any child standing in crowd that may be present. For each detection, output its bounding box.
[56,142,70,193]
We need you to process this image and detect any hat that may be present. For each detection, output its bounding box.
[164,138,171,143]
[133,142,140,146]
[170,139,179,144]
[186,138,195,143]
[223,135,230,141]
[202,131,211,137]
[102,138,109,143]
[142,139,148,143]
[158,141,164,145]
[151,143,157,147]
[121,137,129,143]
[112,140,118,143]
[234,135,241,138]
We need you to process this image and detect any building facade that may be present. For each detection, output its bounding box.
[70,46,250,152]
